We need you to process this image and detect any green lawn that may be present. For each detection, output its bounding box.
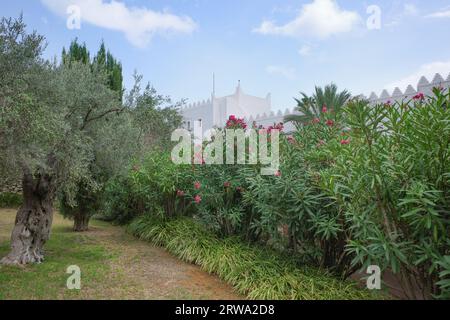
[0,209,241,300]
[0,214,116,300]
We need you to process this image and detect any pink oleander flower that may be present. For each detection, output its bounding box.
[312,118,320,124]
[194,195,202,204]
[322,105,328,113]
[413,93,425,101]
[224,181,231,188]
[287,136,296,144]
[326,119,335,127]
[340,139,351,145]
[226,115,247,129]
[194,152,203,164]
[194,181,201,190]
[267,123,284,134]
[275,122,284,132]
[317,140,325,147]
[275,170,282,177]
[177,190,185,197]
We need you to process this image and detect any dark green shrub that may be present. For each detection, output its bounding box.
[102,174,143,225]
[130,151,193,218]
[0,192,22,208]
[102,151,193,224]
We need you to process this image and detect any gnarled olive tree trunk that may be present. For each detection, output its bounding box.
[73,211,90,232]
[0,171,54,265]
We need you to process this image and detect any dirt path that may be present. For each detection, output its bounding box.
[83,222,242,300]
[0,209,242,300]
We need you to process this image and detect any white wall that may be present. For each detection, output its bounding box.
[180,98,214,132]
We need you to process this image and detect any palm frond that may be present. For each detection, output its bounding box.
[285,84,351,126]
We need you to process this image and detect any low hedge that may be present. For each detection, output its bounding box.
[0,192,22,208]
[128,215,384,300]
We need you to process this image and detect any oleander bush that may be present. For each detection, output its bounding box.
[319,89,450,299]
[240,114,355,278]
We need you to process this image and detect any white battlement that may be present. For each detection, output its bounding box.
[181,98,212,111]
[366,72,450,104]
[245,107,296,122]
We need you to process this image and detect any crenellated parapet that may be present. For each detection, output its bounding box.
[180,98,212,111]
[364,72,450,105]
[244,107,297,124]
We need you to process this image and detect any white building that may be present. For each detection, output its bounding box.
[181,73,450,133]
[180,82,272,132]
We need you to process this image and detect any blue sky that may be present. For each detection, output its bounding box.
[2,0,450,110]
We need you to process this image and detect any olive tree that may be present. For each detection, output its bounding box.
[59,109,140,231]
[0,16,123,265]
[125,72,184,150]
[57,39,137,232]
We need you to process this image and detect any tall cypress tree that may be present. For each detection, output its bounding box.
[62,39,123,101]
[62,38,90,66]
[93,41,106,70]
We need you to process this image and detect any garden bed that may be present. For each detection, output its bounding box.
[128,215,384,300]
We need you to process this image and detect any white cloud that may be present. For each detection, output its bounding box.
[403,4,419,16]
[41,0,197,48]
[253,0,361,38]
[298,45,312,56]
[425,9,450,18]
[266,65,297,80]
[385,3,419,28]
[385,61,450,91]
